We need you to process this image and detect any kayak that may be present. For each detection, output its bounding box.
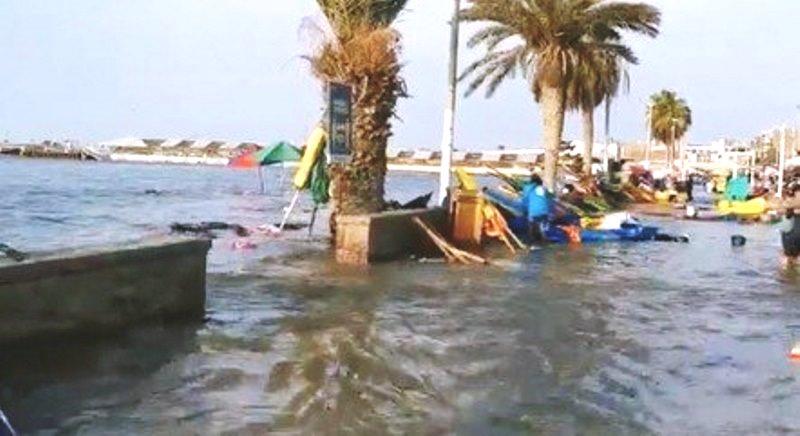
[503,208,659,244]
[716,197,767,217]
[483,188,525,217]
[484,188,661,244]
[293,126,327,190]
[654,190,688,204]
[544,223,660,244]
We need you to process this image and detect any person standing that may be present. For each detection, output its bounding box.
[781,208,800,267]
[685,175,694,203]
[521,174,551,243]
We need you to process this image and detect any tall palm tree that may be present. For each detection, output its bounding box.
[309,0,409,215]
[567,50,627,175]
[460,0,660,190]
[649,90,692,172]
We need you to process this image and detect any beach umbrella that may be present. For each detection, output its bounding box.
[228,142,301,168]
[257,141,302,165]
[229,141,302,193]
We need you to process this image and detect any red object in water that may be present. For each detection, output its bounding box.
[560,225,583,245]
[232,239,257,250]
[229,151,258,168]
[789,344,800,360]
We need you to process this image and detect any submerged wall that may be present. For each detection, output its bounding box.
[336,208,447,265]
[0,237,211,343]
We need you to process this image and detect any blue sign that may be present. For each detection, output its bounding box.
[328,82,352,163]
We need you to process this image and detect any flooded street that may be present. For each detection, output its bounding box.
[3,158,800,434]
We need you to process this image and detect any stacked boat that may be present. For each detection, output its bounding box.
[483,188,662,245]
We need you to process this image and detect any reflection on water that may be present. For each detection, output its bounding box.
[3,158,800,434]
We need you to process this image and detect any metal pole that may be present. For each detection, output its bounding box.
[779,125,787,199]
[680,137,686,179]
[670,123,676,174]
[795,105,800,167]
[279,190,301,231]
[603,97,611,173]
[257,166,265,194]
[645,104,652,162]
[438,0,461,206]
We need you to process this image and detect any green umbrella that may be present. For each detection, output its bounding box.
[256,141,302,166]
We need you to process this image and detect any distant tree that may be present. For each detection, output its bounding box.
[649,90,692,171]
[567,50,628,175]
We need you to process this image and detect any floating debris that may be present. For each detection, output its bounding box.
[0,243,28,262]
[170,222,250,238]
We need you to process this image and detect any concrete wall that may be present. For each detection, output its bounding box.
[0,237,211,343]
[336,208,448,265]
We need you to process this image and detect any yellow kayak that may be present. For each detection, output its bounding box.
[716,197,767,217]
[654,190,688,204]
[292,126,327,190]
[455,167,479,192]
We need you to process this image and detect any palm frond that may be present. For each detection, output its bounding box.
[317,0,408,37]
[461,0,660,102]
[585,2,661,38]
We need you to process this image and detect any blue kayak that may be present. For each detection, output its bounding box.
[545,224,660,244]
[485,188,659,244]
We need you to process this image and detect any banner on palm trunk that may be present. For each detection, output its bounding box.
[327,82,352,164]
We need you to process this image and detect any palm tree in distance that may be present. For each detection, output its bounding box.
[460,0,660,190]
[567,51,628,176]
[649,90,692,172]
[309,0,409,215]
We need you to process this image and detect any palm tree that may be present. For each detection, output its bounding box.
[460,0,660,190]
[567,50,627,175]
[649,90,692,172]
[309,0,409,215]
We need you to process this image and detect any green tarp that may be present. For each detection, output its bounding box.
[309,154,330,205]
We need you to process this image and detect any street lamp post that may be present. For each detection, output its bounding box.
[779,124,787,199]
[796,105,800,162]
[438,0,461,206]
[670,122,676,174]
[603,97,611,174]
[644,103,653,163]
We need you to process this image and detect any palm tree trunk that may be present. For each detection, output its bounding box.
[668,139,674,172]
[334,76,396,216]
[335,117,388,215]
[581,107,594,176]
[669,124,677,174]
[539,84,566,191]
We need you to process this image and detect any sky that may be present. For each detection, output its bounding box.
[1,0,799,149]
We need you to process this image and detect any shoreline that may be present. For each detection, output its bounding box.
[1,153,538,176]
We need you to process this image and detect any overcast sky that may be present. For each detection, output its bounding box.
[1,0,799,149]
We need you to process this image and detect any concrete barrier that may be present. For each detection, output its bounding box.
[0,237,211,343]
[335,208,448,265]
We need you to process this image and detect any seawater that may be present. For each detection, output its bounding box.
[2,156,800,434]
